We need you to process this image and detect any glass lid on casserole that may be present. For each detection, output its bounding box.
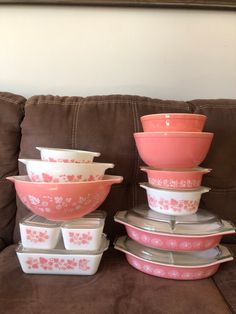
[114,205,235,236]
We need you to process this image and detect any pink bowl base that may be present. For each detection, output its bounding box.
[126,225,222,251]
[126,254,220,280]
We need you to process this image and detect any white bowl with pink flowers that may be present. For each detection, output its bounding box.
[36,147,100,163]
[140,183,210,216]
[19,159,114,183]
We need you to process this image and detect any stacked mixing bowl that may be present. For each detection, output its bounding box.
[7,147,123,275]
[115,113,235,280]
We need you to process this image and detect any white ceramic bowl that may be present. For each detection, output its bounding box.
[140,183,210,216]
[16,235,109,275]
[19,159,114,182]
[36,147,101,163]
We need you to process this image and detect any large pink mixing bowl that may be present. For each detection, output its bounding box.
[7,175,123,221]
[141,113,206,132]
[134,132,213,168]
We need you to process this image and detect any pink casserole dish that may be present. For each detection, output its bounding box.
[114,236,233,280]
[114,207,235,251]
[140,113,206,132]
[134,132,213,169]
[7,175,123,221]
[140,167,211,190]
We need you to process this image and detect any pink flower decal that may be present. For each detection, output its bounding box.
[69,232,93,245]
[26,229,49,243]
[25,257,90,271]
[42,173,53,182]
[148,196,199,213]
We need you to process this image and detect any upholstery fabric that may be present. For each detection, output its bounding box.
[0,92,25,251]
[0,244,232,314]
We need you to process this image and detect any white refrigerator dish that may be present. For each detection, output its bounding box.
[61,211,106,251]
[16,235,109,275]
[19,214,61,249]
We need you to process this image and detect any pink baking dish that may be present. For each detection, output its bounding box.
[7,175,123,221]
[141,166,211,190]
[114,236,233,280]
[141,113,206,132]
[140,183,210,215]
[114,207,235,251]
[134,132,213,169]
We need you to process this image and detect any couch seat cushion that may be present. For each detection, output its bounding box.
[0,245,232,314]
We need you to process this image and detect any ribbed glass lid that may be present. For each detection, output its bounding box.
[115,205,235,236]
[115,236,233,266]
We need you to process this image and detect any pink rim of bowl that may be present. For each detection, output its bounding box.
[134,132,214,169]
[141,113,207,132]
[126,254,220,280]
[140,167,211,190]
[7,175,123,221]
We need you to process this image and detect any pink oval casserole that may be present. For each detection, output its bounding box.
[134,132,213,169]
[141,113,206,132]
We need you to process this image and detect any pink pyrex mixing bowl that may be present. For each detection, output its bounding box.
[140,167,211,190]
[134,132,213,168]
[141,113,206,132]
[7,175,123,221]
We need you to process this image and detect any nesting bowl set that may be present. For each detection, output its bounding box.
[115,113,235,280]
[8,147,123,275]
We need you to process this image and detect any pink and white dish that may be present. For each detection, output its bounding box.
[61,211,106,251]
[19,159,114,183]
[16,235,109,275]
[141,113,206,132]
[36,147,101,163]
[140,167,211,190]
[140,183,210,215]
[19,214,61,249]
[134,132,213,169]
[7,175,123,221]
[114,207,235,251]
[114,236,233,280]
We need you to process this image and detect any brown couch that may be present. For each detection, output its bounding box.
[0,92,236,314]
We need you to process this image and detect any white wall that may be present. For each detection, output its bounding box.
[0,6,236,100]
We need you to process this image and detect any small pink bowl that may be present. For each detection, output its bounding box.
[141,167,211,190]
[134,132,213,169]
[7,175,123,221]
[141,113,206,132]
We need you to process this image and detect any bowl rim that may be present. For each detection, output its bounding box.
[36,147,101,156]
[134,131,213,138]
[141,113,207,121]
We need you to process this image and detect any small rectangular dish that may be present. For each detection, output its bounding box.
[19,214,61,249]
[114,236,233,280]
[61,211,106,251]
[16,234,109,275]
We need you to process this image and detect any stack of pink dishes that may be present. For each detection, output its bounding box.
[114,113,235,280]
[7,147,123,275]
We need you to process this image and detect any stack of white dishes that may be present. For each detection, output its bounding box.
[114,113,235,280]
[8,147,123,275]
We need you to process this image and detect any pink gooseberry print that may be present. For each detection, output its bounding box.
[69,232,93,245]
[26,229,49,243]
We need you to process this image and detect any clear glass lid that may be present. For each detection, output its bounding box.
[20,211,106,229]
[114,205,235,236]
[114,236,233,266]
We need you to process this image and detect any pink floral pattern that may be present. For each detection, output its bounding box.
[126,255,218,280]
[147,195,198,213]
[29,172,103,183]
[149,178,201,189]
[26,257,90,271]
[69,232,93,245]
[26,229,49,243]
[44,157,91,163]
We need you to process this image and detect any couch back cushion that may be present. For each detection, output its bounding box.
[13,95,236,244]
[0,92,25,250]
